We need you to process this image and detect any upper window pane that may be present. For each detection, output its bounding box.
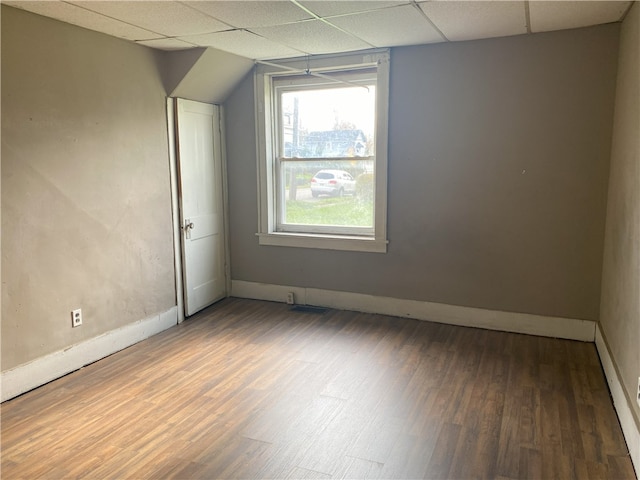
[280,85,376,159]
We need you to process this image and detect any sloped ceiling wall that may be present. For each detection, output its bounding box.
[161,47,207,95]
[163,47,254,104]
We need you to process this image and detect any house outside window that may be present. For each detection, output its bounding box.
[255,50,389,253]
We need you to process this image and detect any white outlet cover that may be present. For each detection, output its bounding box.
[71,309,82,327]
[637,377,640,408]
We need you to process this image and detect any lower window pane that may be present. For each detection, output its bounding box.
[281,160,374,229]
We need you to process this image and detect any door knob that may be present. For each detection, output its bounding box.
[183,220,195,239]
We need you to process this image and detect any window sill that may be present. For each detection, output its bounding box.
[257,232,388,253]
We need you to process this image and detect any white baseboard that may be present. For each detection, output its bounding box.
[231,280,595,342]
[1,306,178,402]
[596,324,640,476]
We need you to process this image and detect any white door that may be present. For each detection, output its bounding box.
[176,98,226,316]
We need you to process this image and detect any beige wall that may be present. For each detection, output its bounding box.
[600,2,640,424]
[1,7,176,370]
[225,25,619,321]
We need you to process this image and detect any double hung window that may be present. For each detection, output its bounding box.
[255,51,389,252]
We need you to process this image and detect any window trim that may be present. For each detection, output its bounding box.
[255,50,389,253]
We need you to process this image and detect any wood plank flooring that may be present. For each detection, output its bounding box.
[1,298,636,479]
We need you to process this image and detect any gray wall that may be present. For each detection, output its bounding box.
[600,3,640,425]
[1,7,176,370]
[226,24,619,321]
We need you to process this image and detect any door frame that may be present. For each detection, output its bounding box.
[166,97,231,322]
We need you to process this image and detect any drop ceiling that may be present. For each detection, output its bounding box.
[3,0,634,60]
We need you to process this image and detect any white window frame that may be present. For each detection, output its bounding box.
[255,50,389,253]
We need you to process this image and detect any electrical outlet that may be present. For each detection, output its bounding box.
[286,292,295,305]
[637,377,640,408]
[71,308,82,328]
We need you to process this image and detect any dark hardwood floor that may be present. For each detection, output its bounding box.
[1,298,635,479]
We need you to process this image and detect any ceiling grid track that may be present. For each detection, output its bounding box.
[410,1,450,42]
[524,1,532,34]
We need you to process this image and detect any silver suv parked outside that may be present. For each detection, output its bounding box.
[310,169,356,197]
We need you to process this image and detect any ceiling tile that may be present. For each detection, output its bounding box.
[185,1,313,28]
[136,38,197,51]
[529,1,632,33]
[250,19,372,55]
[69,1,231,37]
[327,4,444,47]
[3,0,161,41]
[178,29,303,60]
[418,1,527,41]
[300,1,407,18]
